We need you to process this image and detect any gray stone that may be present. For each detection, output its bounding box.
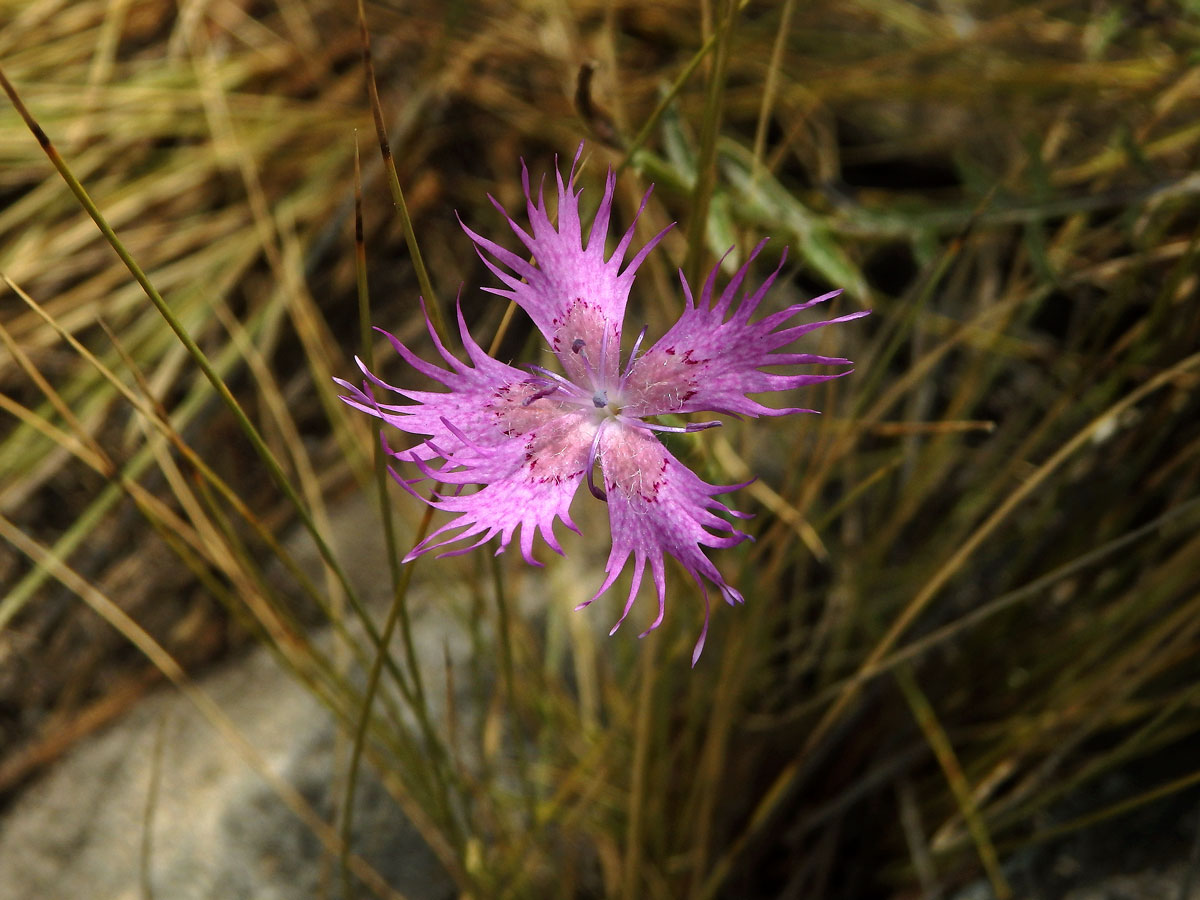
[0,621,458,900]
[0,492,467,900]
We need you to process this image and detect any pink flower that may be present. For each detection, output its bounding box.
[337,147,867,664]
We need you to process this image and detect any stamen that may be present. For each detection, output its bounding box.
[599,324,611,372]
[524,365,587,401]
[622,325,649,381]
[561,340,600,388]
[522,385,559,406]
[586,422,607,501]
[621,417,723,434]
[593,391,608,409]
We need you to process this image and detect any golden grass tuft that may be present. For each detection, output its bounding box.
[2,1,1200,897]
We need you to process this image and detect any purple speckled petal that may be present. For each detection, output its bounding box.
[584,423,749,666]
[335,300,567,462]
[460,145,669,384]
[622,242,870,419]
[404,410,596,567]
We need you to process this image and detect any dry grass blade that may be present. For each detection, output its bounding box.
[896,665,1011,899]
[813,350,1200,750]
[1,276,370,693]
[704,350,1200,896]
[0,63,371,634]
[337,135,458,900]
[354,0,443,338]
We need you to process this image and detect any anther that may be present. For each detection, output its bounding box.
[522,385,559,407]
[571,338,586,354]
[592,391,608,409]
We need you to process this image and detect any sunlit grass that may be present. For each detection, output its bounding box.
[2,1,1199,898]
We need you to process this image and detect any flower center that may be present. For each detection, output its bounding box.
[588,388,625,421]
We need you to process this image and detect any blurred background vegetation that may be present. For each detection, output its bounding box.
[2,0,1199,897]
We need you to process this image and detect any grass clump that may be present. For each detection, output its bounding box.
[2,1,1199,898]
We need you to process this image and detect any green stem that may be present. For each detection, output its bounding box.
[683,0,737,288]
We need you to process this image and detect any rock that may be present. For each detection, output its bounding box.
[0,485,624,900]
[0,492,464,900]
[0,617,459,900]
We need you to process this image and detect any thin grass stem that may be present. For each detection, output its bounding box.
[896,665,1011,899]
[700,349,1200,899]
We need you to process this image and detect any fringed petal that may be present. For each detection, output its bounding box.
[404,411,596,566]
[622,241,870,419]
[462,144,669,385]
[335,301,569,463]
[589,425,749,663]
